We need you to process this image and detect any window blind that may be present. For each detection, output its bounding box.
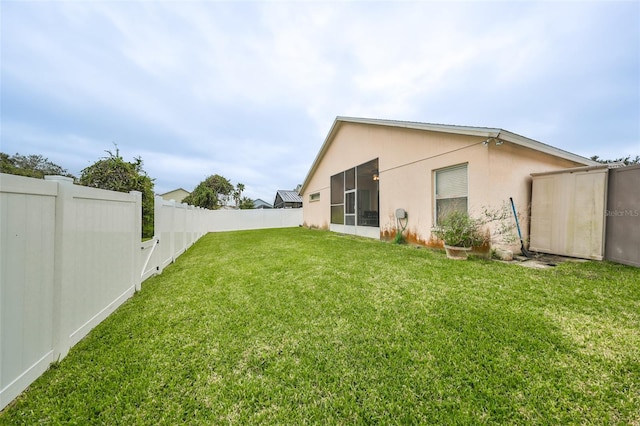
[436,164,468,199]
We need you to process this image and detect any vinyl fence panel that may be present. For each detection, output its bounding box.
[0,174,141,410]
[50,177,141,355]
[0,175,57,410]
[156,198,176,271]
[2,177,302,410]
[207,208,303,232]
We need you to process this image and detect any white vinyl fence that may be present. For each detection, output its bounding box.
[1,174,302,410]
[1,174,141,410]
[139,197,210,282]
[139,197,303,281]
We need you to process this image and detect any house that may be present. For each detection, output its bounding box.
[273,190,303,209]
[160,188,190,203]
[299,116,598,252]
[253,198,273,209]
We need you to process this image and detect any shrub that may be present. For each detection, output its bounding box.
[432,210,487,247]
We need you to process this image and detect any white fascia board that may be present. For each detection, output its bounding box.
[498,130,600,166]
[336,116,501,138]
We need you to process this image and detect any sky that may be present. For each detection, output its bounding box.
[2,1,639,202]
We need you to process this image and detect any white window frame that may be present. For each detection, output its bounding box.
[434,163,469,225]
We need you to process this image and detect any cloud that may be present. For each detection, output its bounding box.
[1,1,638,201]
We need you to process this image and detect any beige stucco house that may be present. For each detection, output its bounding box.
[300,117,598,252]
[160,188,190,203]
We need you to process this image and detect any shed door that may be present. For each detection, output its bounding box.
[530,169,607,260]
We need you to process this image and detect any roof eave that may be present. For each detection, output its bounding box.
[498,130,599,166]
[299,116,599,193]
[335,116,502,138]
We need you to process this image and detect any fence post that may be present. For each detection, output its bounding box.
[153,195,163,274]
[45,175,74,361]
[169,200,176,262]
[154,195,162,242]
[130,191,142,291]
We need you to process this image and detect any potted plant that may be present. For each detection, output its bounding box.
[432,210,487,260]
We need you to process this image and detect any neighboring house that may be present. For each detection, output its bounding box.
[160,188,190,203]
[299,116,598,251]
[273,190,303,209]
[253,198,273,209]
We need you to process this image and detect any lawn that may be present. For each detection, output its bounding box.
[1,228,639,424]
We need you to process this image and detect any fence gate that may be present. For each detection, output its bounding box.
[605,164,640,267]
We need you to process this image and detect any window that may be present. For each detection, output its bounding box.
[435,164,468,224]
[309,192,320,202]
[330,159,379,227]
[330,172,345,224]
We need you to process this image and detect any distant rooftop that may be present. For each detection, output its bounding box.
[253,198,273,208]
[275,190,302,203]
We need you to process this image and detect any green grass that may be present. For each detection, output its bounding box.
[2,228,639,424]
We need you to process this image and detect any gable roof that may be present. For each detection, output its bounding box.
[160,188,190,196]
[300,116,599,194]
[275,190,303,204]
[253,198,273,208]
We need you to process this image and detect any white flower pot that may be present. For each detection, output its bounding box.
[444,244,472,260]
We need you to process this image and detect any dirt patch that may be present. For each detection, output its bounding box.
[508,253,590,269]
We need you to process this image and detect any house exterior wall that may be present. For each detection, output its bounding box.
[302,121,587,252]
[161,188,190,203]
[486,142,586,251]
[377,127,486,246]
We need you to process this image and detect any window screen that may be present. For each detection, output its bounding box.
[330,159,379,227]
[345,168,356,191]
[331,172,344,205]
[330,172,344,224]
